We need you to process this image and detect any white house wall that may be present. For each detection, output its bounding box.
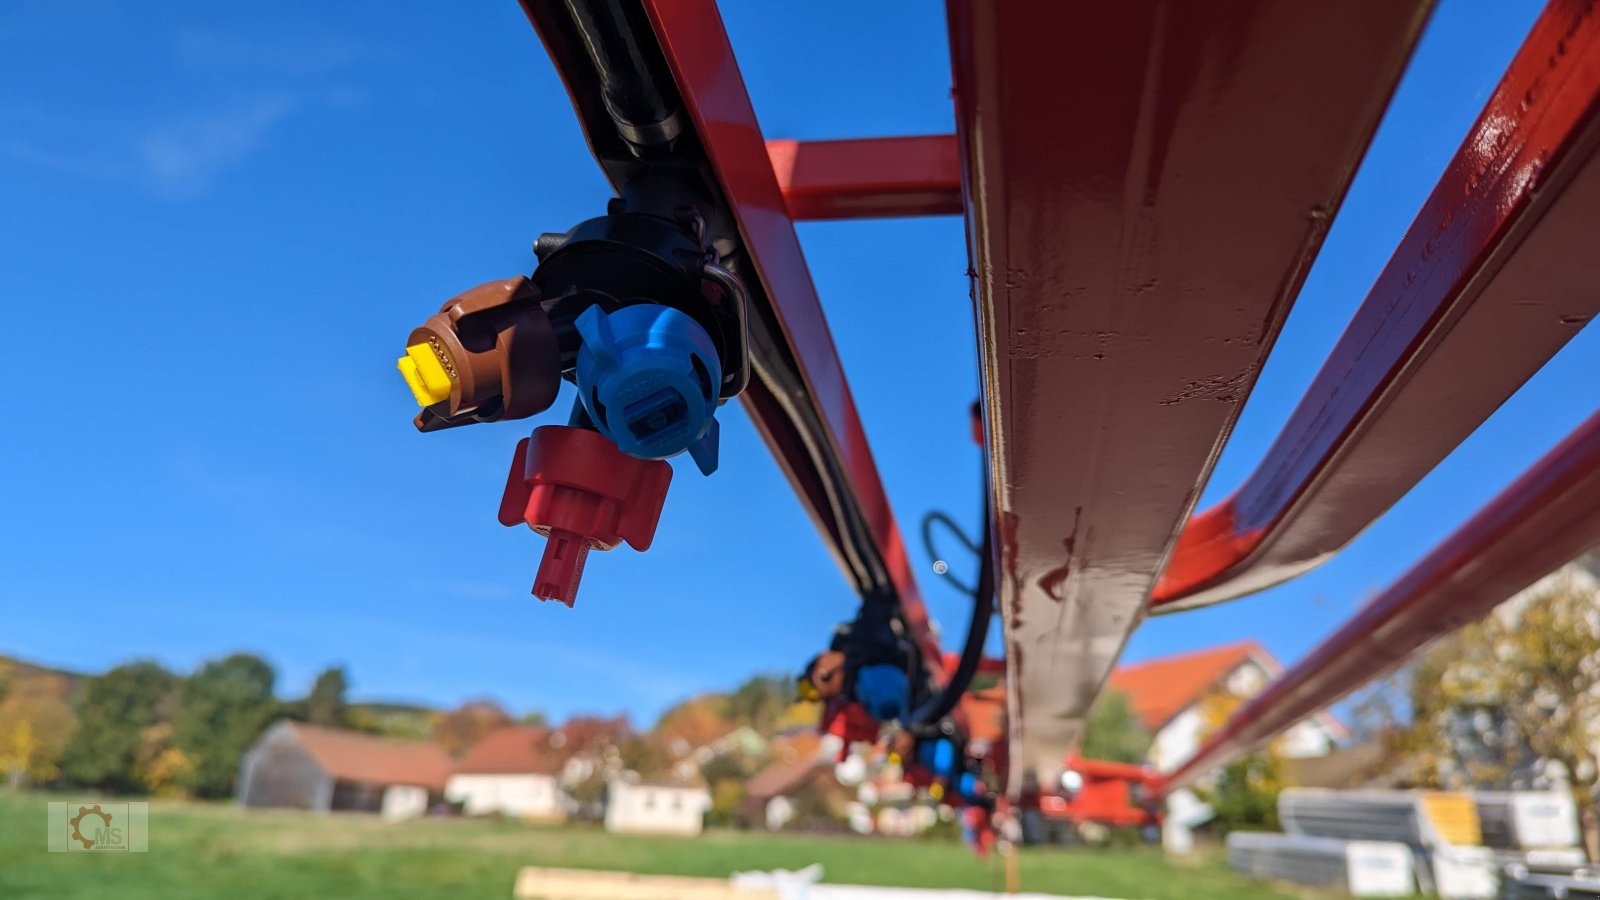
[446,774,562,819]
[1150,658,1339,773]
[604,782,710,836]
[1153,708,1206,773]
[1281,719,1337,759]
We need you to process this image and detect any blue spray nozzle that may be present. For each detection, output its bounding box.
[575,304,723,475]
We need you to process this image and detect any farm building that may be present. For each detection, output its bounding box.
[604,778,711,836]
[236,720,453,818]
[445,725,565,819]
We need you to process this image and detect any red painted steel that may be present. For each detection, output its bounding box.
[637,1,944,670]
[767,135,963,220]
[1157,409,1600,796]
[1154,0,1600,612]
[947,0,1430,792]
[516,1,944,674]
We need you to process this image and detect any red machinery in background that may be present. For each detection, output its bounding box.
[1042,756,1162,834]
[398,0,1600,816]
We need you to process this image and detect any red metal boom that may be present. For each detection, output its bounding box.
[947,0,1430,790]
[1154,0,1600,612]
[1158,409,1600,795]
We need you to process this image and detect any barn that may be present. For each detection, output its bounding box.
[236,720,453,818]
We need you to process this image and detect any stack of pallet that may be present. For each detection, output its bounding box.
[1228,789,1592,898]
[1227,790,1494,898]
[1277,788,1498,899]
[1226,832,1414,897]
[1499,867,1600,900]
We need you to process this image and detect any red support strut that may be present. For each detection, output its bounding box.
[767,135,963,221]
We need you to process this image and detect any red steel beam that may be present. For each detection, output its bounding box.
[518,2,944,674]
[1153,0,1600,612]
[637,2,944,668]
[1157,409,1600,795]
[947,0,1431,791]
[767,135,963,220]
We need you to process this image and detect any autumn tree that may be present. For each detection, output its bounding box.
[709,778,746,827]
[619,733,673,779]
[1391,571,1600,854]
[1080,688,1152,764]
[725,675,793,735]
[772,700,823,733]
[1194,688,1285,833]
[60,661,178,792]
[172,653,278,797]
[134,723,195,796]
[0,672,74,788]
[552,714,633,814]
[556,715,632,758]
[702,751,757,827]
[433,700,513,757]
[305,667,348,727]
[656,696,730,755]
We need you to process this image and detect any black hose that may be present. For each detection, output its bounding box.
[921,511,980,596]
[563,0,683,147]
[908,487,995,732]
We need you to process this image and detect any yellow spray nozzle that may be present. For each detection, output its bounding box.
[398,343,452,407]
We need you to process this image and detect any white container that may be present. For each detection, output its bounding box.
[1475,791,1581,850]
[1227,831,1416,897]
[1428,844,1499,900]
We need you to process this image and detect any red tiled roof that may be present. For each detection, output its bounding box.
[454,726,561,775]
[745,757,831,799]
[284,721,454,791]
[768,731,822,764]
[1106,640,1272,730]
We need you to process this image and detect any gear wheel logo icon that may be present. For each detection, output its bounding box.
[69,804,112,849]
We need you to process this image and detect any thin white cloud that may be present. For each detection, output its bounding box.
[0,137,125,181]
[135,95,299,198]
[0,23,386,200]
[175,27,397,77]
[1,92,331,200]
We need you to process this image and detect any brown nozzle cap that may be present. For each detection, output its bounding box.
[407,277,561,432]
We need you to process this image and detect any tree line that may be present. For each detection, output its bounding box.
[0,653,361,797]
[0,651,802,803]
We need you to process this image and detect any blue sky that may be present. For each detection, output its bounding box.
[4,0,1592,727]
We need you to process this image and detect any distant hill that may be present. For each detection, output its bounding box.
[345,700,440,740]
[0,652,441,734]
[0,652,88,701]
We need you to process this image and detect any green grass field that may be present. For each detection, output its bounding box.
[0,792,1332,899]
